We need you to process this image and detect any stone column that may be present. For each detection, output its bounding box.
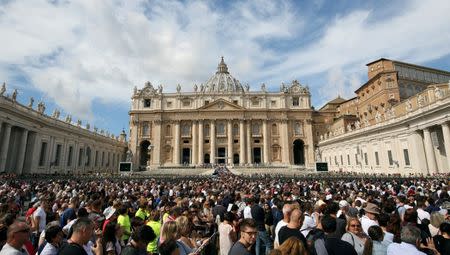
[210,120,216,164]
[0,123,11,172]
[246,120,252,164]
[174,121,180,165]
[192,121,198,165]
[153,120,162,166]
[281,120,289,164]
[198,120,204,164]
[227,121,233,165]
[441,122,450,171]
[16,129,29,174]
[423,128,438,173]
[239,120,246,165]
[263,120,269,164]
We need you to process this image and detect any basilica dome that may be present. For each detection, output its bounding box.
[203,57,244,93]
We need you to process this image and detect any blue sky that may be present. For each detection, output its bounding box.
[1,0,450,137]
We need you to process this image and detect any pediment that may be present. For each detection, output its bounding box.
[198,99,245,110]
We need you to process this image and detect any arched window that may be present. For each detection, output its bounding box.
[204,124,210,137]
[233,124,239,136]
[272,123,278,136]
[294,122,303,136]
[252,123,260,135]
[142,121,150,136]
[181,124,190,136]
[166,125,171,136]
[217,123,225,135]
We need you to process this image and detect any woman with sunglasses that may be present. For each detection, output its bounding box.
[342,218,368,255]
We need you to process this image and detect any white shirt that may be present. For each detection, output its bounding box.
[39,242,58,255]
[300,214,316,237]
[33,206,47,233]
[361,215,378,234]
[274,220,288,248]
[0,243,29,255]
[416,208,430,224]
[243,206,252,219]
[387,242,426,255]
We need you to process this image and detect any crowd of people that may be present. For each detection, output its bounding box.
[0,170,449,255]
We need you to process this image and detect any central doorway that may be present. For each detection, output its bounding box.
[217,147,226,164]
[182,148,190,165]
[253,147,261,164]
[293,139,305,165]
[140,140,151,167]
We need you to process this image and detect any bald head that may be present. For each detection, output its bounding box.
[7,222,29,238]
[288,209,304,228]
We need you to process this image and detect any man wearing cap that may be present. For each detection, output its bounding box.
[0,221,30,255]
[361,203,379,234]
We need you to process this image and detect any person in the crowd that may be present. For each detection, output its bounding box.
[251,197,273,255]
[263,202,273,240]
[102,222,123,255]
[58,217,102,255]
[121,225,156,255]
[60,197,78,228]
[146,210,161,255]
[116,206,131,243]
[416,198,431,224]
[341,217,367,255]
[320,214,357,255]
[362,225,389,255]
[429,212,444,237]
[300,202,316,238]
[361,203,379,235]
[228,219,258,255]
[377,213,394,243]
[277,236,308,255]
[274,203,292,249]
[325,202,346,238]
[0,221,30,255]
[158,239,180,255]
[278,209,307,248]
[175,216,195,254]
[32,200,47,248]
[218,212,236,255]
[387,225,434,255]
[433,222,450,255]
[39,225,63,255]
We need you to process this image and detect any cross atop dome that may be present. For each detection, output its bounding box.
[216,56,229,74]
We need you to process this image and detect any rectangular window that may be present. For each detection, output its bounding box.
[204,100,209,105]
[78,148,84,166]
[144,99,151,108]
[375,151,379,165]
[252,99,259,106]
[182,100,190,107]
[271,100,276,107]
[67,146,73,166]
[166,101,172,108]
[39,142,47,166]
[403,149,410,166]
[388,150,393,166]
[204,139,209,144]
[334,156,338,165]
[355,154,359,165]
[292,97,299,106]
[233,100,239,105]
[364,152,368,165]
[340,155,343,165]
[347,154,350,165]
[54,144,62,166]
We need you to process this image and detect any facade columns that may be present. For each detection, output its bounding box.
[210,120,216,164]
[423,128,438,173]
[16,129,29,174]
[441,122,450,172]
[263,120,269,164]
[0,123,11,172]
[198,121,204,164]
[153,120,162,166]
[239,120,246,165]
[174,121,180,165]
[227,121,233,165]
[192,121,198,165]
[281,120,289,164]
[246,120,252,164]
[408,131,428,174]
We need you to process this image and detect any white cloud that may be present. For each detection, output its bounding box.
[0,0,449,122]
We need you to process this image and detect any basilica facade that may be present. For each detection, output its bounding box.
[129,58,315,169]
